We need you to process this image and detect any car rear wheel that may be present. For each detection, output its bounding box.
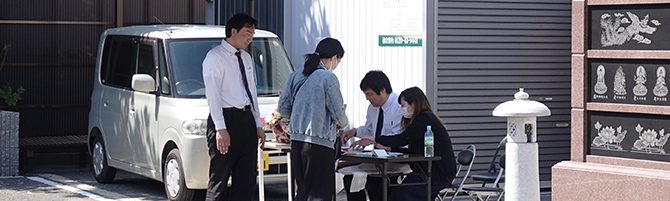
[164,148,195,201]
[91,136,116,183]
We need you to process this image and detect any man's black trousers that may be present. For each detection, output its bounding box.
[205,106,257,201]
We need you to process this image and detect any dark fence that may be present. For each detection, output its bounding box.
[214,0,284,40]
[0,0,204,138]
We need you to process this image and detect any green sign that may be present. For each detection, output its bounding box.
[378,35,422,46]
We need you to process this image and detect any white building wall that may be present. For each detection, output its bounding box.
[284,0,427,128]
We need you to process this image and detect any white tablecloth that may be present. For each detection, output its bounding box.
[336,163,412,192]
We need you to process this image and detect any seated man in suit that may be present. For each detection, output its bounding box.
[339,70,403,201]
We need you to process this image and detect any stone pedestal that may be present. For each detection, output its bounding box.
[506,143,540,201]
[553,160,670,201]
[0,110,19,177]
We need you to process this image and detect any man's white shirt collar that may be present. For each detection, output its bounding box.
[220,39,239,55]
[380,92,399,111]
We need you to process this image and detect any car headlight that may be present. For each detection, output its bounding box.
[182,119,208,135]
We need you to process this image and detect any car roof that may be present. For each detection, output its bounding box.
[103,24,278,39]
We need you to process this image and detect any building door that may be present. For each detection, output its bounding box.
[433,0,572,187]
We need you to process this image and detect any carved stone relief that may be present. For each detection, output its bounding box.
[590,61,670,105]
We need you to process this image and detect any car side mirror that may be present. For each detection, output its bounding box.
[132,74,156,93]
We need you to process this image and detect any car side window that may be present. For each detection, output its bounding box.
[137,44,155,79]
[99,38,112,85]
[101,36,137,89]
[157,42,171,95]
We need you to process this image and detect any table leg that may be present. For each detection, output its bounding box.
[258,147,265,201]
[287,152,293,201]
[382,163,388,201]
[427,160,432,201]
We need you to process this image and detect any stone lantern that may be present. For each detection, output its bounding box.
[492,88,551,201]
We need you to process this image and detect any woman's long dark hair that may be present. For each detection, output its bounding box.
[303,38,345,76]
[398,87,442,128]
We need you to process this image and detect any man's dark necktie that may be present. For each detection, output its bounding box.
[375,107,384,138]
[235,51,255,110]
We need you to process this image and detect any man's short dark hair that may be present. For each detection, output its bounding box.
[225,13,256,37]
[360,70,392,95]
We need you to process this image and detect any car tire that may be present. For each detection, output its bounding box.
[164,149,195,201]
[91,136,116,183]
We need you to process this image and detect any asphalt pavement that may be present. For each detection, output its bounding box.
[1,168,551,201]
[1,168,292,201]
[4,144,554,201]
[0,176,92,201]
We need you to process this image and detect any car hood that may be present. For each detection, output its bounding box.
[167,97,279,121]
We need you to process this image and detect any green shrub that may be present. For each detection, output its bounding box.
[0,85,24,106]
[0,44,24,107]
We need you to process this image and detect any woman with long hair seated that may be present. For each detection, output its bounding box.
[374,86,457,201]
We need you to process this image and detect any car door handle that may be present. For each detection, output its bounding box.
[103,101,108,107]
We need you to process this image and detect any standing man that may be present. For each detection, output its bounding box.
[202,13,265,201]
[339,70,404,201]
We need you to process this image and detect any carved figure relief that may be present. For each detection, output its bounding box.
[594,65,608,97]
[633,66,648,100]
[654,66,668,101]
[592,121,626,150]
[613,66,627,100]
[632,124,669,154]
[600,12,661,47]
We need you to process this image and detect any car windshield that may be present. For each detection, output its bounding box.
[166,38,293,98]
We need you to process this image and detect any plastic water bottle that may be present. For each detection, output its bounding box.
[424,125,434,157]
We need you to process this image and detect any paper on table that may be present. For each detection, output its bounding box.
[342,150,403,158]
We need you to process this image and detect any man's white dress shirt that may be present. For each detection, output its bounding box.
[338,93,407,192]
[355,92,403,139]
[203,39,261,130]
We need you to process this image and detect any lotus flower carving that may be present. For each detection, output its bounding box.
[592,121,626,150]
[633,125,668,154]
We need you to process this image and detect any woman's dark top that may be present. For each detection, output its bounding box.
[376,111,457,184]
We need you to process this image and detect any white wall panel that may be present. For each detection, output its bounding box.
[284,0,427,128]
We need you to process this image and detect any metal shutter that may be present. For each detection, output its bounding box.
[434,0,572,187]
[215,0,284,40]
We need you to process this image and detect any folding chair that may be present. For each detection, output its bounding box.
[463,154,505,201]
[470,137,506,187]
[435,144,476,201]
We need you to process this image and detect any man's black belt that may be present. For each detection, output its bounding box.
[223,105,251,112]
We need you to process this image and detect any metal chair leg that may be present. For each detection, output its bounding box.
[495,190,504,201]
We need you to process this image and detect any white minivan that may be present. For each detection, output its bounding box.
[87,25,292,200]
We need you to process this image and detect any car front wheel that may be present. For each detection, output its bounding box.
[164,148,195,201]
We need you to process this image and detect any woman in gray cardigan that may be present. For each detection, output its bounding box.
[278,38,348,201]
